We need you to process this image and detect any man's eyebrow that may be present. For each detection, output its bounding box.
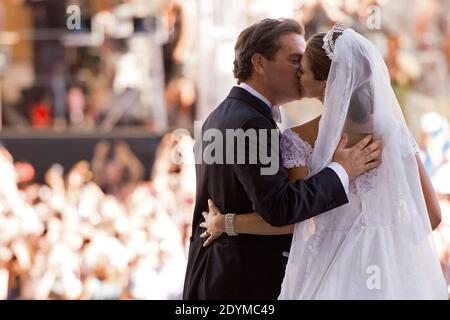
[289,53,301,59]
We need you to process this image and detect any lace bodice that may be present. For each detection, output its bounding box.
[280,127,379,195]
[280,128,313,170]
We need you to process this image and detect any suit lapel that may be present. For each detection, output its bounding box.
[227,87,279,129]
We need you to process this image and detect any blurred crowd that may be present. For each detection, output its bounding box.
[0,131,195,299]
[0,120,450,300]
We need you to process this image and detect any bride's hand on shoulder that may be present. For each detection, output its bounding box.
[200,199,226,247]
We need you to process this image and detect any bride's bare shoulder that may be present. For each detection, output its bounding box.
[289,116,321,146]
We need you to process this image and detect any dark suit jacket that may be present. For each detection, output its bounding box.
[183,87,348,299]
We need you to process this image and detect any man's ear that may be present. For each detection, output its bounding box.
[251,53,266,75]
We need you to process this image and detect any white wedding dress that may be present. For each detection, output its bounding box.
[278,28,448,300]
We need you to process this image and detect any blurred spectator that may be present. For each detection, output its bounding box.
[66,84,87,127]
[14,161,35,186]
[84,55,113,128]
[91,140,145,199]
[160,0,193,85]
[418,112,450,175]
[294,0,335,39]
[165,75,197,131]
[159,0,197,130]
[432,150,450,294]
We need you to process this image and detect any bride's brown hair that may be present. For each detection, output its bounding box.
[305,31,373,124]
[304,31,343,81]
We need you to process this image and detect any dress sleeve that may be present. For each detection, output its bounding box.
[280,128,313,169]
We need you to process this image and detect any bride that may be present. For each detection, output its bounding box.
[200,24,448,299]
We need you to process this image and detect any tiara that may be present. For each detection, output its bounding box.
[322,23,347,60]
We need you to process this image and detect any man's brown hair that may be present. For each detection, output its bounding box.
[233,18,305,84]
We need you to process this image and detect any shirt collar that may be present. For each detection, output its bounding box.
[238,83,272,108]
[237,83,282,123]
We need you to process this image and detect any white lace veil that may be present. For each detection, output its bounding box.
[279,28,447,299]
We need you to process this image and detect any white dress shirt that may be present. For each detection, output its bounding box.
[238,83,282,123]
[237,83,349,194]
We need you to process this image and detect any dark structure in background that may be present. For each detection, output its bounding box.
[0,130,161,183]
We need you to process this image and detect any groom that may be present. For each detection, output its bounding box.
[183,18,382,299]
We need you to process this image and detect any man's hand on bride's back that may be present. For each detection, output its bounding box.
[199,199,226,247]
[332,134,382,180]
